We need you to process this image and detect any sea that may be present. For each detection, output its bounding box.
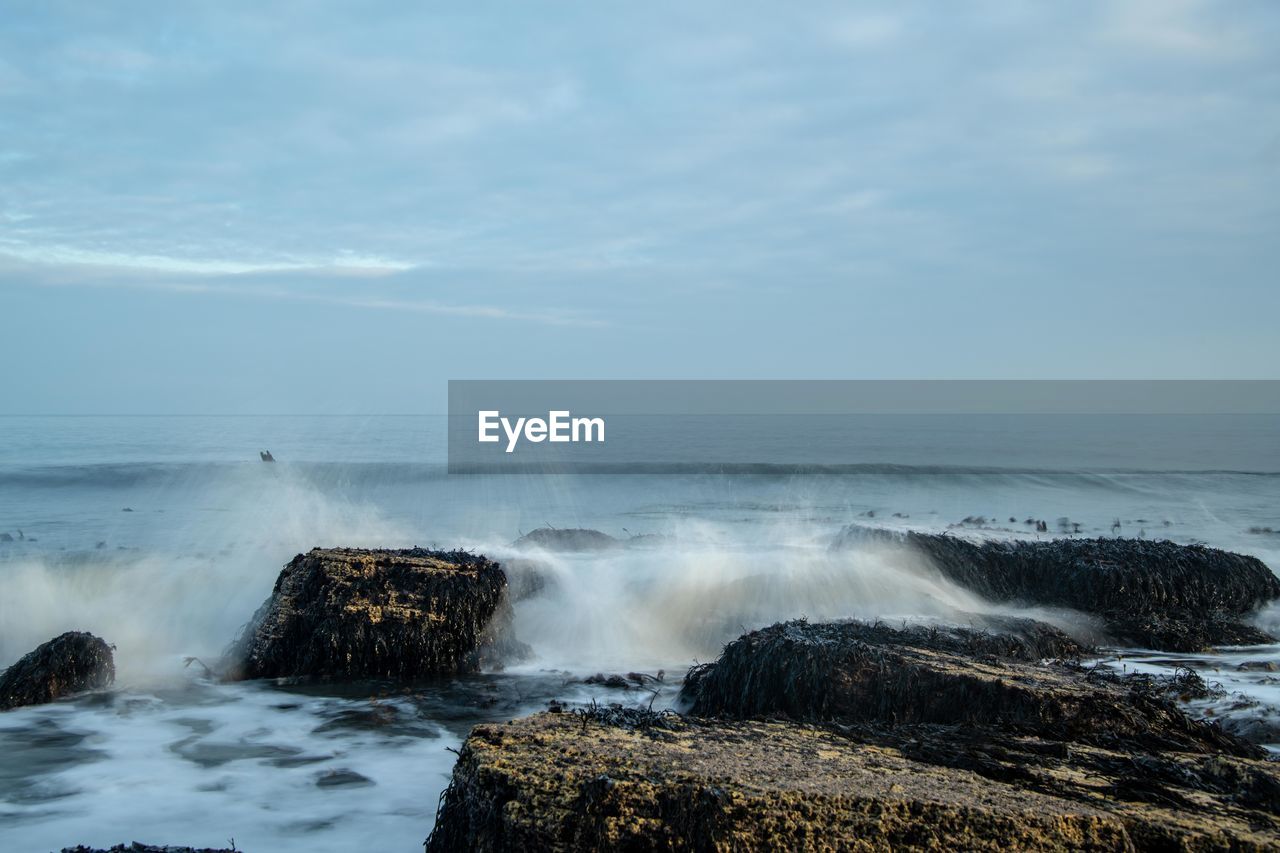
[1,414,1278,852]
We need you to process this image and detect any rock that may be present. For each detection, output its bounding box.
[680,620,1256,757]
[0,631,115,711]
[512,527,620,552]
[426,712,1280,852]
[1220,713,1280,745]
[226,547,526,681]
[832,526,1280,651]
[577,671,664,690]
[315,768,373,787]
[620,532,671,548]
[1107,612,1276,651]
[1238,660,1280,672]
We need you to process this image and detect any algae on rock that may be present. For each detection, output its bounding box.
[426,712,1280,852]
[0,631,115,711]
[227,547,526,681]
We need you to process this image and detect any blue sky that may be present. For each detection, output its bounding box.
[1,1,1277,413]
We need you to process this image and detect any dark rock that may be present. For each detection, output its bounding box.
[1220,713,1280,745]
[426,712,1280,852]
[512,527,620,552]
[0,631,115,710]
[832,526,1280,651]
[226,547,527,681]
[315,768,373,787]
[680,619,1256,757]
[1107,612,1276,651]
[577,671,664,690]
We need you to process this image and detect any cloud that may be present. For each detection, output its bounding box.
[0,252,605,328]
[827,13,904,48]
[1102,0,1255,60]
[0,1,1275,332]
[0,242,414,276]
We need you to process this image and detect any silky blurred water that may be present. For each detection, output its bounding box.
[0,415,1277,851]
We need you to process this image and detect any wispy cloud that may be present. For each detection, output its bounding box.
[0,242,415,276]
[0,254,605,328]
[827,13,904,49]
[1102,0,1255,60]
[0,0,1276,406]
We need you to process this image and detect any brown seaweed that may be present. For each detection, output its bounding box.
[225,547,527,681]
[680,619,1258,757]
[833,526,1280,650]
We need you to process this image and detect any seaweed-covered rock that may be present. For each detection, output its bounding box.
[833,526,1280,650]
[426,713,1280,852]
[227,547,526,681]
[1105,611,1275,651]
[512,527,620,552]
[680,620,1256,756]
[0,631,115,711]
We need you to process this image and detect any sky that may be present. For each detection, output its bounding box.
[1,1,1278,413]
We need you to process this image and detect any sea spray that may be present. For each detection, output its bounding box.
[478,518,1091,672]
[0,466,413,679]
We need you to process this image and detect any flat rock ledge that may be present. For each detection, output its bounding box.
[226,547,526,681]
[833,526,1280,651]
[429,619,1280,850]
[426,713,1280,852]
[1,631,115,711]
[680,620,1257,756]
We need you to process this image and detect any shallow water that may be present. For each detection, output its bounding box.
[1,415,1277,851]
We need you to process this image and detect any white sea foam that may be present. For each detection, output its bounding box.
[0,680,460,852]
[0,418,1277,850]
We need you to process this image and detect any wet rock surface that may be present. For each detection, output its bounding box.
[0,631,115,711]
[226,547,526,681]
[511,527,671,552]
[426,712,1280,852]
[681,620,1258,756]
[513,527,621,552]
[429,618,1280,850]
[833,526,1280,651]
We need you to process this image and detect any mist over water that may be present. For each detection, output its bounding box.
[1,416,1277,850]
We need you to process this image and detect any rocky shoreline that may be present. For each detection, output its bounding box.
[428,617,1280,850]
[6,530,1279,850]
[832,525,1280,651]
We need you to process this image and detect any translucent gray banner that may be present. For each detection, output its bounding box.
[447,380,1280,474]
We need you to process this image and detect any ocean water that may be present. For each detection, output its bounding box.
[0,415,1278,851]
